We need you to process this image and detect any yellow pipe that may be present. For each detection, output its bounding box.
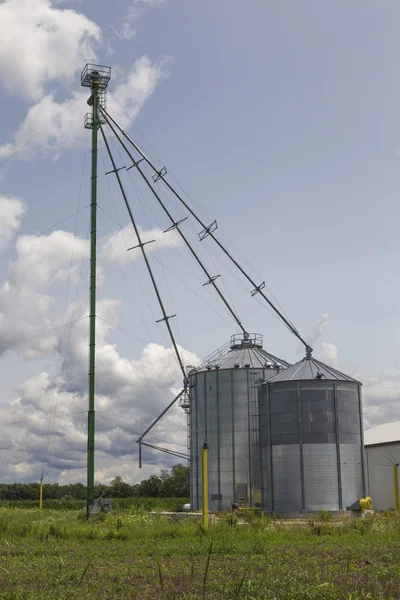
[39,477,43,510]
[394,464,399,511]
[202,442,208,529]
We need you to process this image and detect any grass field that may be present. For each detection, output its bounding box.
[0,498,189,511]
[0,508,399,599]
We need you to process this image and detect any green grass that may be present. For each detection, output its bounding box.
[0,497,189,511]
[0,508,399,599]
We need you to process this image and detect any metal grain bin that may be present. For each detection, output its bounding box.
[186,333,289,511]
[259,356,366,513]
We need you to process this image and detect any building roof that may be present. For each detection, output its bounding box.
[196,333,289,372]
[364,422,400,446]
[265,356,360,383]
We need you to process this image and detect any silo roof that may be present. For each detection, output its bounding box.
[196,333,289,371]
[266,356,360,383]
[203,347,289,370]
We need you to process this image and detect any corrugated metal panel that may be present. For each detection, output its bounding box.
[189,335,290,511]
[303,444,339,510]
[340,444,363,509]
[190,365,280,510]
[259,376,366,512]
[272,445,302,512]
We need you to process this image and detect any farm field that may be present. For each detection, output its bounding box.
[0,508,399,599]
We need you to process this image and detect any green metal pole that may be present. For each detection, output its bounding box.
[87,77,99,518]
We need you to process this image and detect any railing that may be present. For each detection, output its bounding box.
[199,333,263,369]
[230,333,263,349]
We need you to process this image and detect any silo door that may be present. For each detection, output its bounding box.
[236,483,248,505]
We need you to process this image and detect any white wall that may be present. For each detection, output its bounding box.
[365,443,400,511]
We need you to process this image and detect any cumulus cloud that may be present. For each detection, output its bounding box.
[0,229,89,358]
[0,0,100,101]
[0,209,199,483]
[0,196,24,252]
[0,56,169,159]
[0,313,199,483]
[319,341,339,368]
[101,223,183,265]
[315,340,400,431]
[120,0,164,41]
[0,216,182,359]
[362,373,400,430]
[110,56,169,123]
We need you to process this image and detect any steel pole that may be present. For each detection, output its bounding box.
[394,464,399,511]
[87,78,99,518]
[202,442,209,529]
[39,477,43,510]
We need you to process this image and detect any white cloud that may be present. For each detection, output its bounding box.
[0,196,24,252]
[316,340,400,431]
[0,207,182,361]
[0,229,88,358]
[319,341,339,368]
[0,56,169,159]
[101,223,183,265]
[0,0,100,101]
[120,0,164,41]
[109,55,170,124]
[0,207,199,482]
[0,230,197,483]
[0,312,199,483]
[362,374,400,429]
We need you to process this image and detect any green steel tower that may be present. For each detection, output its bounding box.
[81,64,111,517]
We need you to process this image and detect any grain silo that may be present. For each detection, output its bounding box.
[186,333,289,511]
[259,355,367,513]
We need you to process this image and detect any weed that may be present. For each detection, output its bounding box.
[79,556,94,585]
[0,508,398,599]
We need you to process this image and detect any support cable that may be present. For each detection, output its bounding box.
[0,411,86,429]
[96,414,188,462]
[99,122,186,384]
[108,127,186,352]
[103,115,248,338]
[101,107,312,355]
[41,135,90,478]
[136,389,184,467]
[95,318,186,432]
[0,316,88,353]
[140,441,188,461]
[99,146,183,380]
[98,203,238,331]
[0,98,79,172]
[0,205,89,261]
[116,146,182,347]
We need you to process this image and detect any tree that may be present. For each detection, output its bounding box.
[0,462,190,500]
[108,476,132,498]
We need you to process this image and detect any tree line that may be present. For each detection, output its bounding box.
[0,464,189,500]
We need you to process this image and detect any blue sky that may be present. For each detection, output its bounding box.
[0,0,399,483]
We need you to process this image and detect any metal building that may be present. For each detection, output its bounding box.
[364,423,400,511]
[259,356,366,513]
[187,333,289,511]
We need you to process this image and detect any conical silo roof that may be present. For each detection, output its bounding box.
[196,333,289,371]
[267,356,360,383]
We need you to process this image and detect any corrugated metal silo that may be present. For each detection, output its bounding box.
[259,356,366,513]
[188,333,289,511]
